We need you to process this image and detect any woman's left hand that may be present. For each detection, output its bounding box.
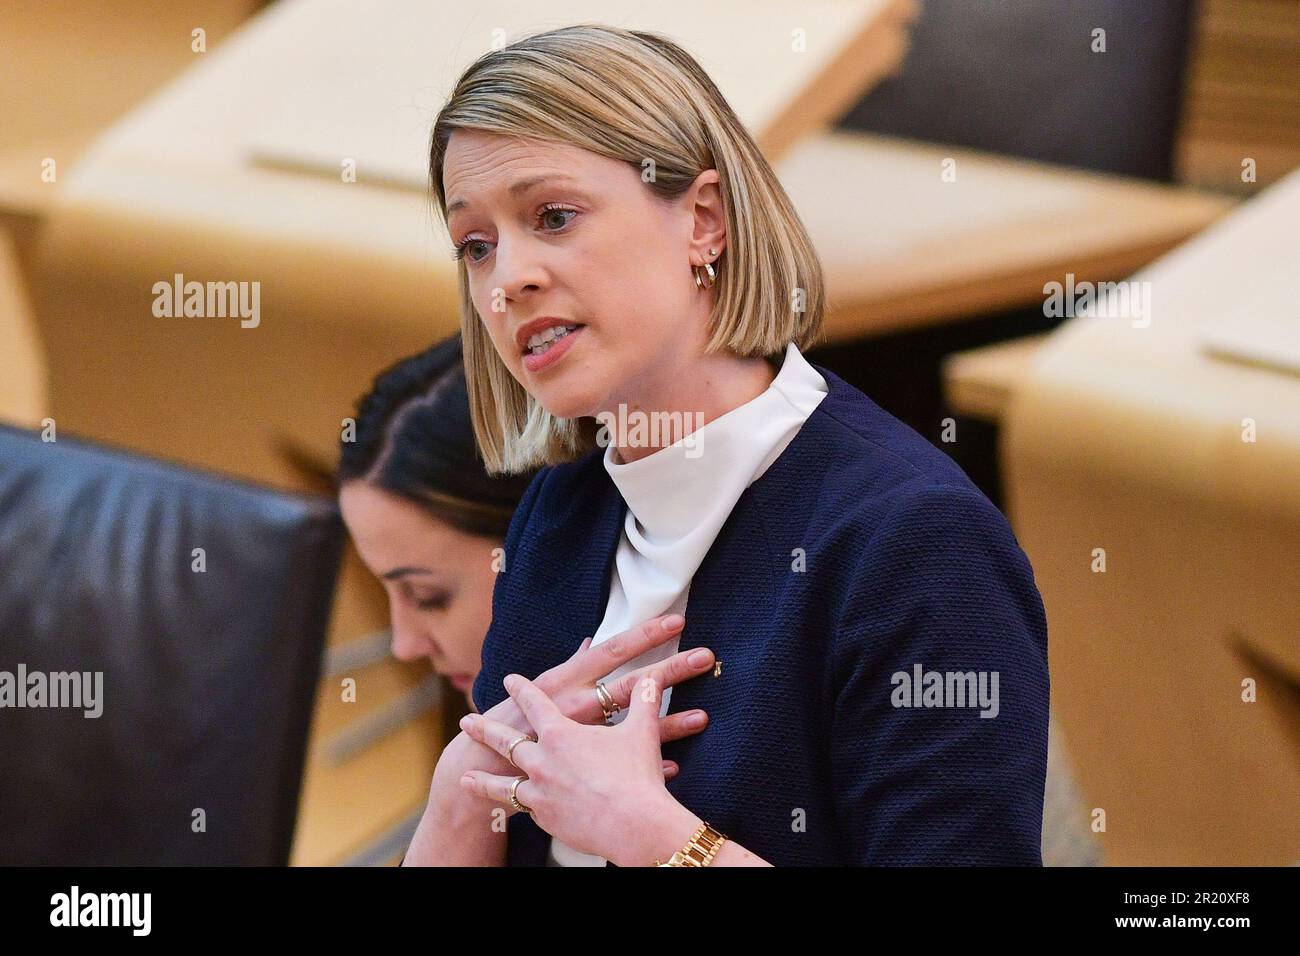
[457,668,699,867]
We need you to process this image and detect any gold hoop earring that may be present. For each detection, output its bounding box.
[694,248,719,289]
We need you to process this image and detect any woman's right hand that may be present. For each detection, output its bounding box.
[434,614,712,790]
[484,613,712,742]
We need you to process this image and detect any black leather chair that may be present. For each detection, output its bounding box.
[0,423,344,864]
[839,0,1197,181]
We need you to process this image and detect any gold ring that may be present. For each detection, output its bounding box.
[595,680,621,724]
[509,775,532,815]
[505,732,536,769]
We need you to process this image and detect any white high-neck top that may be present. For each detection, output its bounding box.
[547,341,829,866]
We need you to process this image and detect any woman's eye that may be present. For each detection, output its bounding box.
[416,594,450,611]
[452,239,490,263]
[539,205,578,230]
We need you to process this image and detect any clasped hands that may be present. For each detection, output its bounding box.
[441,613,715,865]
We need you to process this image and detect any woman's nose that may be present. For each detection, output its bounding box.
[389,626,431,663]
[389,605,437,663]
[493,236,546,299]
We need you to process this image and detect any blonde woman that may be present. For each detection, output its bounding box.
[403,24,1049,867]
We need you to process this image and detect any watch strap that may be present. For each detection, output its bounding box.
[655,822,727,866]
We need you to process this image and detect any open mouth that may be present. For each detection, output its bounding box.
[521,322,583,357]
[521,323,585,373]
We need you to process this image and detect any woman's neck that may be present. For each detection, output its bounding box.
[607,352,778,464]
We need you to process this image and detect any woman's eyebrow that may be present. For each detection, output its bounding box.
[447,174,582,215]
[382,566,437,580]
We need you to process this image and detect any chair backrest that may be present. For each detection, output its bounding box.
[0,423,344,864]
[839,0,1196,181]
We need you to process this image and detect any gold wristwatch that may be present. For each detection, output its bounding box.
[654,822,727,866]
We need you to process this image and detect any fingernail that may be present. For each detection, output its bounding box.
[661,614,684,631]
[459,774,473,787]
[686,711,707,729]
[458,715,474,731]
[503,674,518,691]
[688,649,711,667]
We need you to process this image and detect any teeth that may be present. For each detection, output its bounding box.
[526,324,578,355]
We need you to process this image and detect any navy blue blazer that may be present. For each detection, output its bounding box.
[472,362,1050,866]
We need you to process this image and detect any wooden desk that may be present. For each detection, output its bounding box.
[778,132,1235,341]
[1001,167,1300,865]
[941,333,1049,423]
[0,2,261,224]
[242,0,919,188]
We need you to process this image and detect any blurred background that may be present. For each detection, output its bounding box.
[1,0,1297,866]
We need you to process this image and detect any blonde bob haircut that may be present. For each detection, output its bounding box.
[429,23,825,475]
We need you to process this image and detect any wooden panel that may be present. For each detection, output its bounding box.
[1177,0,1300,192]
[0,229,47,426]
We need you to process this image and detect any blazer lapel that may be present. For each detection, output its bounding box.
[503,471,625,867]
[518,467,626,673]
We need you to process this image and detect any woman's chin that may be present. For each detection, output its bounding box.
[533,387,600,422]
[447,673,474,693]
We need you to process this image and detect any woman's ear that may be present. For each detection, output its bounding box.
[687,169,727,259]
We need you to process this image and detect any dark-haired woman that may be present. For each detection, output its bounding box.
[337,334,537,698]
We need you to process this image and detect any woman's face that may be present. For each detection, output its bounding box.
[339,481,498,700]
[442,130,723,419]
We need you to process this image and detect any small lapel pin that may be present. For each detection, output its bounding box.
[713,660,722,679]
